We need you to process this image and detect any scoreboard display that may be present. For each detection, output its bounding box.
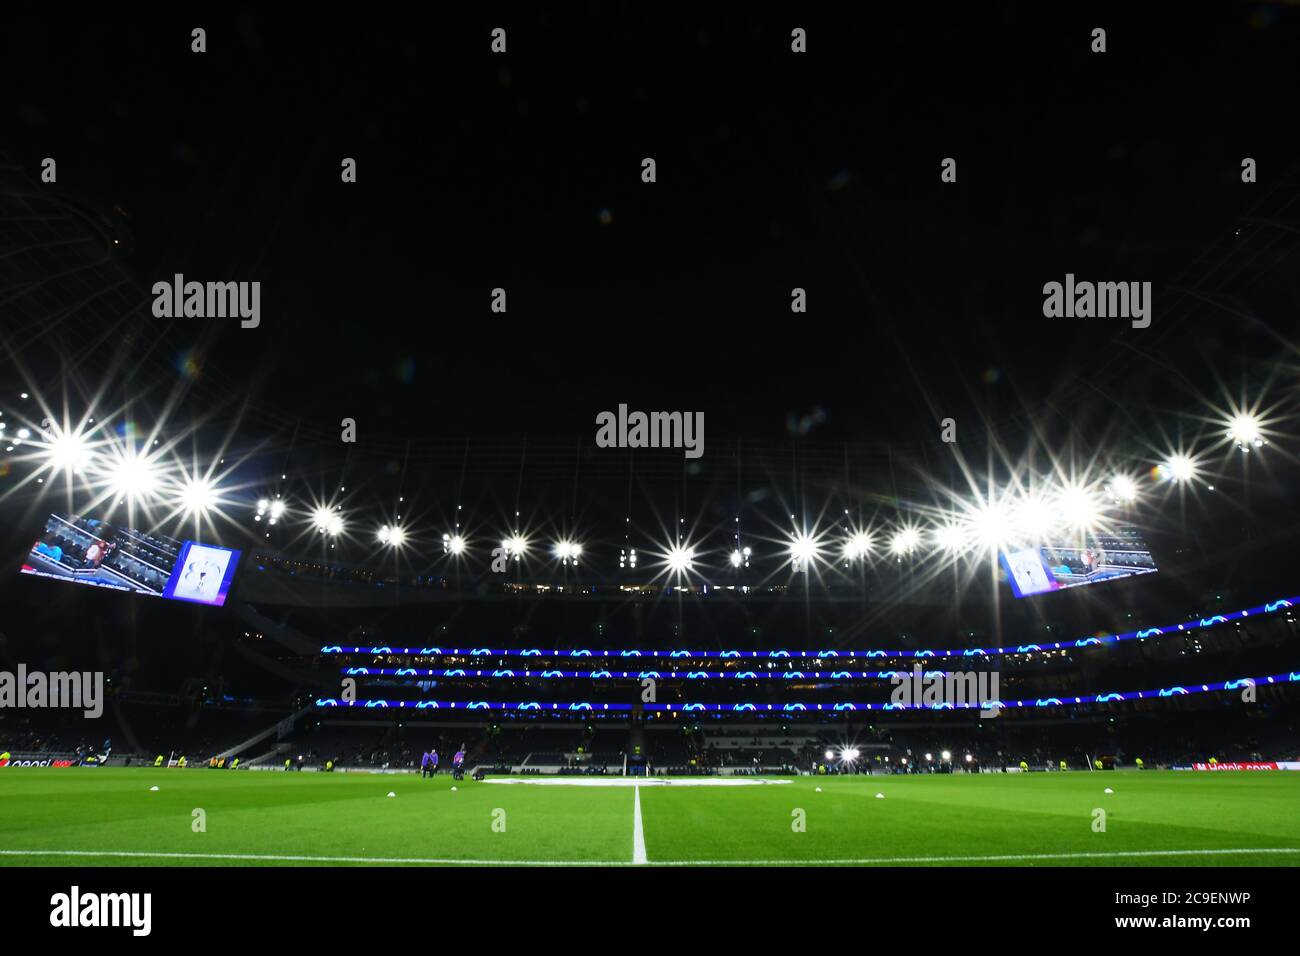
[21,512,241,607]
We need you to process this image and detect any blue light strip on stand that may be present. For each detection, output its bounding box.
[345,667,995,680]
[318,596,1295,660]
[315,670,1300,711]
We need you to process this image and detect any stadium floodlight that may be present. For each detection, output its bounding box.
[941,750,952,762]
[1106,474,1139,503]
[825,749,835,761]
[178,476,219,517]
[1159,454,1197,483]
[1054,483,1102,533]
[256,496,282,528]
[105,450,161,501]
[1011,494,1053,542]
[41,425,95,476]
[889,527,921,556]
[379,524,406,547]
[445,534,466,555]
[665,544,695,575]
[787,531,822,569]
[502,535,528,559]
[553,540,582,564]
[729,549,744,567]
[925,753,933,762]
[312,506,344,536]
[931,521,966,554]
[1226,413,1265,452]
[842,531,873,561]
[964,500,1013,550]
[964,753,973,763]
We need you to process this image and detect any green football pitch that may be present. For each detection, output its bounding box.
[2,768,1298,867]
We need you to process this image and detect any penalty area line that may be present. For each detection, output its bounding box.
[0,847,1296,867]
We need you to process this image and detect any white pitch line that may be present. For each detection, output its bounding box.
[632,784,648,865]
[2,847,1298,866]
[643,848,1300,866]
[0,849,632,866]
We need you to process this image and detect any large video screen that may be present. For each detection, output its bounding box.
[20,512,240,607]
[1000,527,1157,598]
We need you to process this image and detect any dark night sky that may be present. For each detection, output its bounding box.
[0,2,1297,547]
[2,4,1294,443]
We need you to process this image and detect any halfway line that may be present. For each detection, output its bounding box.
[632,784,648,865]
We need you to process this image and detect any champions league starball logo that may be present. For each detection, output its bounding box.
[175,555,224,600]
[161,542,240,606]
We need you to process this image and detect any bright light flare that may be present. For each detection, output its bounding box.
[553,540,582,563]
[1106,474,1139,503]
[312,506,343,535]
[889,526,921,556]
[842,531,873,561]
[379,525,407,547]
[103,450,162,501]
[963,500,1014,550]
[1054,483,1103,533]
[41,426,95,476]
[1011,494,1054,542]
[665,544,696,575]
[178,476,219,517]
[930,521,967,554]
[502,535,528,558]
[1159,454,1197,483]
[1226,413,1266,452]
[788,531,822,568]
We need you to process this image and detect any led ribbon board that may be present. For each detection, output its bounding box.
[21,511,241,606]
[347,667,1001,680]
[319,596,1296,660]
[315,671,1299,712]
